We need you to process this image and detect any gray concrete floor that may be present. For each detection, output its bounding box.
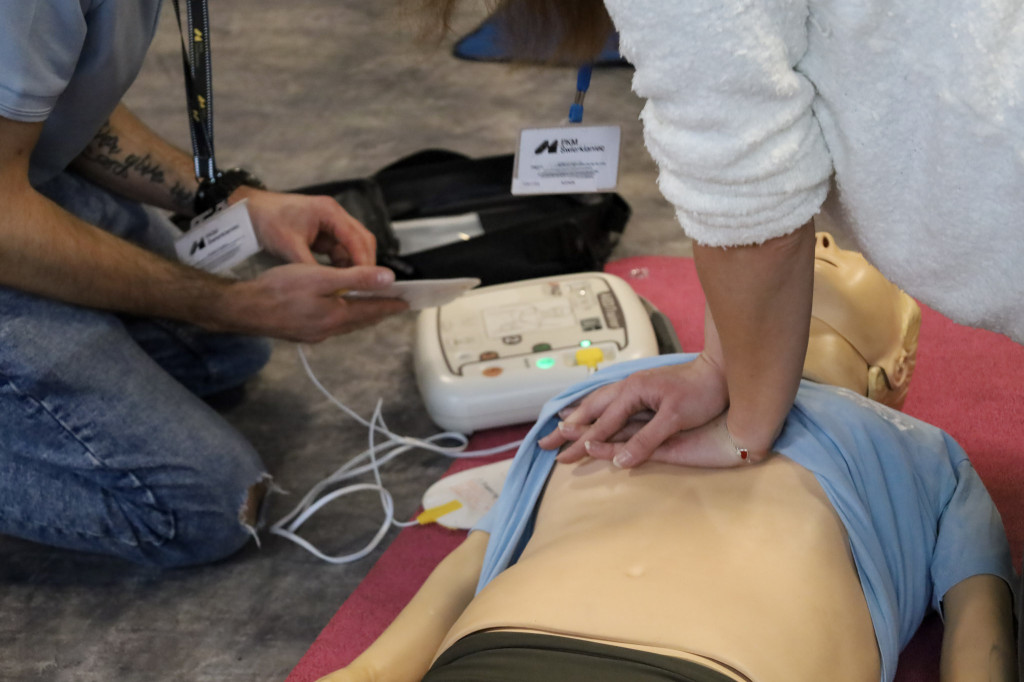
[0,2,689,681]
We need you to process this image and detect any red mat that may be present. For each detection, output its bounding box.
[288,256,1024,682]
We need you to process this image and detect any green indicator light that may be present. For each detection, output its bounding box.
[580,339,592,348]
[536,357,556,370]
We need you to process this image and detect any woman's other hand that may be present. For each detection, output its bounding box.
[538,352,729,467]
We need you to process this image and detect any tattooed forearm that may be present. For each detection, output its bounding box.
[170,182,195,208]
[69,107,202,213]
[79,119,174,188]
[90,120,122,157]
[81,149,168,183]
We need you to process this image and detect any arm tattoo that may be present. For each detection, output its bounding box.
[80,120,185,197]
[170,182,195,207]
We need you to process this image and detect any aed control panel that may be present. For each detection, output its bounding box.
[414,272,664,433]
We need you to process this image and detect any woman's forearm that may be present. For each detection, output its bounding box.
[693,221,815,458]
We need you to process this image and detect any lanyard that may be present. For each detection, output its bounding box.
[568,64,593,124]
[171,0,218,184]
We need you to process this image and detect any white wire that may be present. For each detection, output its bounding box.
[269,344,523,564]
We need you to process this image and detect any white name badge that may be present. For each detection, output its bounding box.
[512,125,620,195]
[175,199,261,274]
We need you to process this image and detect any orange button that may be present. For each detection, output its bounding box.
[483,367,503,377]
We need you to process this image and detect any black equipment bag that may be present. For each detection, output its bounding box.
[294,149,630,286]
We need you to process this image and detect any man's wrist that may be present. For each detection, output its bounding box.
[186,276,257,336]
[193,167,265,217]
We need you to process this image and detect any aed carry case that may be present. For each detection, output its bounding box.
[293,149,631,286]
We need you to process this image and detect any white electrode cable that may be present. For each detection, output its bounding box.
[269,345,522,564]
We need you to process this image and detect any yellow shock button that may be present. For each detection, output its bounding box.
[574,346,605,369]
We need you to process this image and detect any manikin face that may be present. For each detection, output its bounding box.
[803,233,921,409]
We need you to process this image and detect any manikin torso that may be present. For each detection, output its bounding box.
[434,235,912,681]
[437,455,880,682]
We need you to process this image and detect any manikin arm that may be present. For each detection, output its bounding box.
[317,531,489,682]
[939,574,1017,681]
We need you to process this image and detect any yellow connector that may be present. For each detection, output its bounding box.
[417,500,463,525]
[574,346,605,370]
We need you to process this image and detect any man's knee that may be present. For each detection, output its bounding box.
[116,426,272,568]
[132,472,274,568]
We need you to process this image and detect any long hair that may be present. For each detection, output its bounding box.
[419,0,614,64]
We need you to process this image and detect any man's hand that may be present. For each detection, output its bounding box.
[538,353,731,468]
[238,188,377,267]
[220,263,408,343]
[220,188,405,342]
[2,107,405,345]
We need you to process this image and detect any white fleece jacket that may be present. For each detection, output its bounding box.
[603,0,1024,343]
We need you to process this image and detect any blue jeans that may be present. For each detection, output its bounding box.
[0,173,272,567]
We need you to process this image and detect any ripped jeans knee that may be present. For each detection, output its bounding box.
[146,471,280,568]
[238,473,279,547]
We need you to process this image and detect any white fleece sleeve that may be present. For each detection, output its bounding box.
[604,0,833,246]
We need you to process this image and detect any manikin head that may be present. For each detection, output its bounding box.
[803,232,921,410]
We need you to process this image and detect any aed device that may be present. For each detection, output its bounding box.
[414,272,680,433]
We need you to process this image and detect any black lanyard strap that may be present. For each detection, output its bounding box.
[172,0,217,184]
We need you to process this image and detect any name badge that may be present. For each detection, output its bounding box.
[175,199,261,274]
[512,125,621,195]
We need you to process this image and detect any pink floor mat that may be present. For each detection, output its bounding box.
[288,256,1024,682]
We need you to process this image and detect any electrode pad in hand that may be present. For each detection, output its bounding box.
[343,278,481,310]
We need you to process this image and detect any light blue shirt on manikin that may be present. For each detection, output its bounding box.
[473,353,1015,682]
[0,0,163,186]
